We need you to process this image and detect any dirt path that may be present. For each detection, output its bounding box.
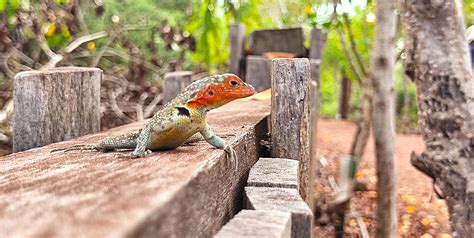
[315,119,451,237]
[317,119,430,196]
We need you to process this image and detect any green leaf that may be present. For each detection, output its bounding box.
[0,0,6,12]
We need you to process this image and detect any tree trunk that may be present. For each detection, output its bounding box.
[399,0,474,235]
[370,0,398,237]
[339,74,352,119]
[349,81,372,159]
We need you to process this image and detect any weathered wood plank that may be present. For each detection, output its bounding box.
[245,55,272,92]
[249,28,305,56]
[229,24,245,78]
[163,71,193,104]
[244,187,313,238]
[214,210,292,238]
[0,98,270,238]
[13,67,102,152]
[308,28,326,59]
[271,58,312,204]
[247,158,299,189]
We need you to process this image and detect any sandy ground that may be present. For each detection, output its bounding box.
[314,119,451,237]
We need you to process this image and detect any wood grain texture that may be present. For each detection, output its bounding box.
[244,187,313,238]
[229,24,245,78]
[214,210,291,238]
[249,28,305,56]
[13,67,102,152]
[271,58,312,204]
[0,99,270,238]
[245,56,272,92]
[163,71,193,104]
[247,158,299,189]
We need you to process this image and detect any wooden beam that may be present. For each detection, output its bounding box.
[214,210,292,238]
[247,158,299,189]
[245,56,272,92]
[309,28,326,59]
[13,67,101,152]
[249,28,305,56]
[244,187,313,238]
[271,58,312,204]
[229,24,245,78]
[0,98,270,237]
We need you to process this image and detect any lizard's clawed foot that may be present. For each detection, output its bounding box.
[123,149,152,159]
[224,145,238,171]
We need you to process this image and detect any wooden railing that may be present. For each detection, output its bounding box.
[1,56,320,237]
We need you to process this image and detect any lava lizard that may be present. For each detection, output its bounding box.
[52,73,256,169]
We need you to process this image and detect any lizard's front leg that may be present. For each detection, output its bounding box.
[131,117,176,158]
[131,124,153,158]
[200,124,238,170]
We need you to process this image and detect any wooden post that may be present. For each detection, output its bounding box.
[214,210,292,238]
[229,24,245,78]
[245,55,272,92]
[163,71,193,104]
[245,187,312,238]
[309,28,326,59]
[13,67,101,152]
[271,58,312,204]
[247,158,299,189]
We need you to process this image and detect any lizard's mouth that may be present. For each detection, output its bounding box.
[220,88,256,98]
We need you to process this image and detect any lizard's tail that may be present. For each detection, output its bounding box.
[50,133,139,154]
[50,144,97,153]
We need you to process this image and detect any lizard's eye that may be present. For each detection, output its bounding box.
[207,89,214,96]
[230,80,239,86]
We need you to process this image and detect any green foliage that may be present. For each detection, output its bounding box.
[1,0,22,17]
[186,1,229,72]
[78,0,193,76]
[319,64,340,117]
[185,0,270,72]
[318,4,374,117]
[0,0,6,12]
[463,0,474,26]
[394,63,419,132]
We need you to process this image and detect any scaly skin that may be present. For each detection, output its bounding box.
[52,74,256,169]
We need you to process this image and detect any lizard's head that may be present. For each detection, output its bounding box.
[188,74,256,110]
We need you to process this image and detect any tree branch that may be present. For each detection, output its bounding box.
[342,14,368,77]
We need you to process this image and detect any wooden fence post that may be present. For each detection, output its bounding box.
[309,28,326,60]
[229,24,245,78]
[271,58,312,204]
[163,71,193,104]
[245,55,272,92]
[13,67,101,152]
